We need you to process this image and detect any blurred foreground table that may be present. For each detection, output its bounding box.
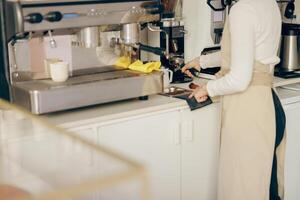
[0,100,149,200]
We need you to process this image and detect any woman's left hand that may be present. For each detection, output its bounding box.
[189,84,209,103]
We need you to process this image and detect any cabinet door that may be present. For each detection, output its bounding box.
[67,126,145,200]
[284,103,300,200]
[181,103,221,200]
[67,126,98,169]
[98,111,181,200]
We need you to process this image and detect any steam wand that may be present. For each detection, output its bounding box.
[146,23,170,59]
[47,30,57,48]
[135,23,170,59]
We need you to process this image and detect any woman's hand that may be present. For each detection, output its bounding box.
[189,84,209,103]
[181,58,201,77]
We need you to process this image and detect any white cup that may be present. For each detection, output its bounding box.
[161,67,173,88]
[49,62,69,82]
[44,58,61,78]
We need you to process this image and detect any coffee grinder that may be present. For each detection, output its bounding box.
[159,13,191,83]
[275,0,300,78]
[145,0,190,83]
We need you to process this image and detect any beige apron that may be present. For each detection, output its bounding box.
[217,21,286,200]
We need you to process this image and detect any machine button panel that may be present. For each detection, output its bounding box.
[25,13,43,24]
[44,11,63,22]
[21,1,160,32]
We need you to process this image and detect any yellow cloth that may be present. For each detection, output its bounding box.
[128,60,161,73]
[115,56,131,68]
[115,56,161,73]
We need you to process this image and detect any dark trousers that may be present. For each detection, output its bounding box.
[270,89,286,200]
[0,75,10,100]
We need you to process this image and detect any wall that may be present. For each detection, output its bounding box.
[183,0,213,62]
[182,0,300,62]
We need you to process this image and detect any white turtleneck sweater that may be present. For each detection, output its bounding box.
[200,0,282,97]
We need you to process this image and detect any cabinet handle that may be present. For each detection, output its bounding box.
[172,125,181,145]
[182,121,194,142]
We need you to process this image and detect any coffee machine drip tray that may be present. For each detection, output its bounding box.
[32,70,143,88]
[11,70,163,114]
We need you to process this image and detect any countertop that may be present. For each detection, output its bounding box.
[44,76,222,128]
[44,94,188,128]
[277,83,300,105]
[43,77,300,128]
[43,78,200,127]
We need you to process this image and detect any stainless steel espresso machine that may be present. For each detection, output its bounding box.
[1,0,166,114]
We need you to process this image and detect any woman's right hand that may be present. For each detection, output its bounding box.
[181,58,201,77]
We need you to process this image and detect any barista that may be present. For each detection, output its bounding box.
[182,0,286,199]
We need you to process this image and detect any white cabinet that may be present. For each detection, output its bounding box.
[98,111,181,200]
[65,104,221,200]
[66,126,143,200]
[180,103,221,200]
[283,102,300,200]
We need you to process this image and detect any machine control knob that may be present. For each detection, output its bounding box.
[44,11,63,22]
[25,13,43,24]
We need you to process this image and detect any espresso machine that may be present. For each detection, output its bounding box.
[0,0,167,114]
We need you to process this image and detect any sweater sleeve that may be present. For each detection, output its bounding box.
[206,3,256,97]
